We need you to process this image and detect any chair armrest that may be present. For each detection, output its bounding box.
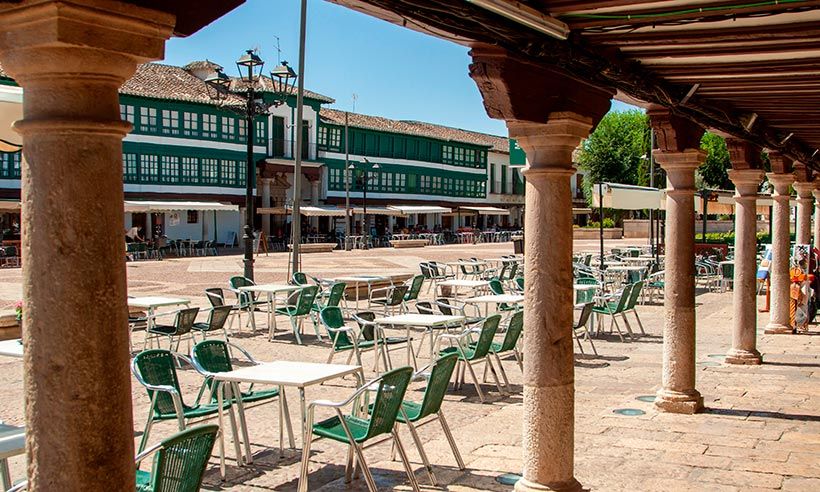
[308,379,372,410]
[134,441,164,466]
[369,286,392,299]
[6,481,27,492]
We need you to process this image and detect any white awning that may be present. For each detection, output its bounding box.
[387,205,452,215]
[460,206,510,216]
[289,206,346,217]
[124,201,239,213]
[351,206,403,216]
[592,183,663,210]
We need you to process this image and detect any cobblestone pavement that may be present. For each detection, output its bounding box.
[0,240,818,491]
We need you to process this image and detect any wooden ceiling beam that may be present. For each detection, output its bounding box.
[587,21,820,44]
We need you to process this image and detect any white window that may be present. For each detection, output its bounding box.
[202,114,217,138]
[139,107,157,132]
[238,119,247,139]
[318,126,328,147]
[221,116,236,140]
[183,112,198,137]
[329,128,342,148]
[181,157,198,183]
[161,110,179,135]
[220,159,236,184]
[201,158,218,184]
[442,145,453,163]
[256,120,266,141]
[238,160,246,183]
[119,104,135,124]
[160,156,179,183]
[122,153,138,181]
[141,155,159,181]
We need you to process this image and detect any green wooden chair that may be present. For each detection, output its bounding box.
[319,306,382,368]
[131,349,227,454]
[592,283,634,341]
[275,284,321,344]
[623,280,646,336]
[370,284,409,315]
[135,424,219,492]
[191,305,232,342]
[380,352,464,486]
[438,314,503,403]
[298,366,419,492]
[190,339,295,455]
[483,310,523,390]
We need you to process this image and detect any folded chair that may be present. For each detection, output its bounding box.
[298,366,420,492]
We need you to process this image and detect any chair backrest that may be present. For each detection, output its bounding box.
[405,275,424,302]
[133,350,183,416]
[293,285,320,316]
[206,305,233,332]
[435,298,453,316]
[626,280,643,309]
[146,424,219,492]
[419,262,433,280]
[429,261,445,278]
[320,307,354,346]
[191,339,233,374]
[413,352,459,420]
[515,277,524,291]
[365,366,414,440]
[469,314,501,359]
[416,302,434,315]
[720,262,734,280]
[174,307,200,335]
[575,302,595,329]
[325,282,347,307]
[204,288,225,308]
[488,278,505,295]
[575,286,596,305]
[386,285,409,306]
[505,261,518,281]
[498,310,523,352]
[229,276,255,302]
[292,272,309,286]
[613,284,634,312]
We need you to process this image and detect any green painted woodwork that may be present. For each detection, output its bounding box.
[490,165,496,193]
[501,164,507,194]
[0,151,21,179]
[324,158,486,198]
[316,122,489,170]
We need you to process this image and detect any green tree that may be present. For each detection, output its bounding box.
[699,132,731,189]
[578,110,650,201]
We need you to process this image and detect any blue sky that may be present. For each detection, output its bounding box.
[163,0,636,137]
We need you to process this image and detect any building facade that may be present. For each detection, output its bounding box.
[0,59,538,243]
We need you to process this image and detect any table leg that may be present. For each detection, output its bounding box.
[216,382,227,479]
[233,381,253,464]
[299,387,308,448]
[407,326,412,366]
[280,385,296,449]
[1,458,11,491]
[224,383,244,467]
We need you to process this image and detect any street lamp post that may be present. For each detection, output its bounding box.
[205,51,297,281]
[349,158,380,249]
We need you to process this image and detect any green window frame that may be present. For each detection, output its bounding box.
[140,154,159,183]
[181,157,198,184]
[120,104,135,125]
[161,109,180,136]
[139,107,158,133]
[159,156,179,183]
[123,153,138,182]
[182,111,198,137]
[201,158,218,184]
[220,159,236,186]
[202,114,217,139]
[0,151,21,178]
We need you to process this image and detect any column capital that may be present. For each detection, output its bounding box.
[510,116,593,176]
[767,151,793,174]
[767,172,795,195]
[653,149,706,190]
[469,43,613,127]
[647,105,705,152]
[793,180,814,199]
[728,169,764,196]
[726,138,762,170]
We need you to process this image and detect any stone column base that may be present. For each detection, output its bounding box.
[515,477,584,492]
[764,323,792,334]
[725,348,762,365]
[655,389,703,414]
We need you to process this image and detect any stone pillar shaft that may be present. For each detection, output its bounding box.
[765,174,794,333]
[513,115,591,492]
[794,182,813,246]
[654,149,705,414]
[726,170,764,364]
[0,1,174,489]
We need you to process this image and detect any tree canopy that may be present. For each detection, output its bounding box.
[698,132,731,189]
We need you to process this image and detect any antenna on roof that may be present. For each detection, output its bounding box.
[352,93,358,113]
[273,36,282,64]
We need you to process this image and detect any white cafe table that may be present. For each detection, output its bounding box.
[127,296,190,349]
[0,423,24,490]
[0,339,23,358]
[236,284,301,343]
[210,361,363,466]
[374,313,465,364]
[436,279,489,297]
[463,294,524,316]
[332,275,388,308]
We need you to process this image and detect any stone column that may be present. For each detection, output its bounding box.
[261,177,271,236]
[648,107,705,414]
[793,177,813,246]
[0,1,174,490]
[765,167,795,334]
[726,168,764,364]
[469,44,614,492]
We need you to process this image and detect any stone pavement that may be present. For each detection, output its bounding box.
[0,240,818,491]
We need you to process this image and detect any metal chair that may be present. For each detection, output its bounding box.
[438,314,503,403]
[146,307,199,352]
